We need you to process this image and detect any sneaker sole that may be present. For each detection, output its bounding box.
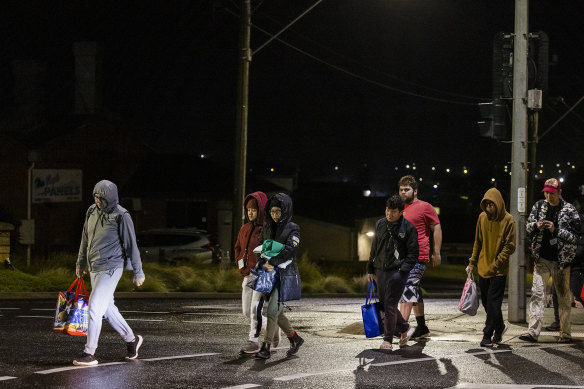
[73,360,98,366]
[126,335,144,360]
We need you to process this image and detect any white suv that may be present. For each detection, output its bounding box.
[137,228,215,266]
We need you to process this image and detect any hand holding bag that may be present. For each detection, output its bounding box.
[458,274,479,316]
[53,277,89,336]
[361,280,384,338]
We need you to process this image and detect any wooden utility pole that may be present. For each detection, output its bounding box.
[232,0,251,257]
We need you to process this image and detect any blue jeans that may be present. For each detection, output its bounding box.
[85,268,135,355]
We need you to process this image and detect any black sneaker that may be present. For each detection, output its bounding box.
[73,352,98,366]
[411,326,430,339]
[492,323,508,344]
[480,338,493,347]
[126,335,143,360]
[545,321,560,331]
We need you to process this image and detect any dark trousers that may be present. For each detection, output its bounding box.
[376,270,409,342]
[478,275,506,339]
[571,269,584,304]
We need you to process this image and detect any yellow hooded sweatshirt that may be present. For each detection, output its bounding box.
[468,188,516,278]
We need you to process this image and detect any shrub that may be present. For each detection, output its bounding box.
[322,276,353,293]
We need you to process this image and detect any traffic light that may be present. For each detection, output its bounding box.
[478,101,506,140]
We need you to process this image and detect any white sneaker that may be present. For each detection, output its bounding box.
[399,327,415,347]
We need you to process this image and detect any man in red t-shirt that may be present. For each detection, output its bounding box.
[398,175,442,339]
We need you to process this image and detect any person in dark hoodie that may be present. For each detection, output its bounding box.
[367,194,419,351]
[234,191,280,354]
[254,193,303,360]
[73,180,145,366]
[466,187,516,347]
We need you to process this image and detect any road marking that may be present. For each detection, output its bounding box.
[125,319,166,322]
[183,321,242,325]
[448,384,584,389]
[184,313,242,316]
[35,362,126,374]
[16,315,53,319]
[141,353,220,361]
[275,370,348,381]
[182,305,240,310]
[0,377,17,381]
[120,311,170,314]
[220,384,261,389]
[0,307,20,310]
[31,308,55,311]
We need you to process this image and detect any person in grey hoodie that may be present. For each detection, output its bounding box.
[73,180,145,366]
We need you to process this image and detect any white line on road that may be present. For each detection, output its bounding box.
[35,362,126,375]
[275,370,349,382]
[183,312,242,316]
[120,311,170,314]
[124,319,166,322]
[0,307,20,310]
[0,377,17,381]
[31,308,55,311]
[448,384,584,389]
[220,384,262,389]
[141,353,220,362]
[16,315,53,319]
[182,321,242,325]
[182,305,240,310]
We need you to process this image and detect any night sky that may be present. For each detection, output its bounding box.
[2,0,584,196]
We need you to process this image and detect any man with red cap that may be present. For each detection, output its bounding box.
[520,178,581,343]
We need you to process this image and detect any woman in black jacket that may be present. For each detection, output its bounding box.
[254,193,304,359]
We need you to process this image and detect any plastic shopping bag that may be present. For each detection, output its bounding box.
[252,268,277,293]
[53,277,89,336]
[361,280,384,338]
[458,275,479,316]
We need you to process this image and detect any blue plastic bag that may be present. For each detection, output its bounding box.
[253,268,277,293]
[361,280,384,338]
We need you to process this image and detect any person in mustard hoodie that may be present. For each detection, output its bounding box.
[466,187,516,347]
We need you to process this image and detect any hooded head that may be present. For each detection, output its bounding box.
[244,191,268,224]
[480,187,506,222]
[265,193,293,225]
[93,180,119,213]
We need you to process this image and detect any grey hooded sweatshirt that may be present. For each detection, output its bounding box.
[76,180,145,280]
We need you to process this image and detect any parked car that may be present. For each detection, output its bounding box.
[136,228,219,266]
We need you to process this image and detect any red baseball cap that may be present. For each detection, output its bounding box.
[542,178,561,193]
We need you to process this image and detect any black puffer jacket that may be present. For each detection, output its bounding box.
[260,193,301,301]
[367,216,419,274]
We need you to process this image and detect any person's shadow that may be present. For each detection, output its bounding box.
[354,340,459,388]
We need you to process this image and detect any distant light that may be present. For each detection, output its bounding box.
[535,174,539,179]
[431,167,436,171]
[200,154,206,159]
[558,169,562,174]
[560,177,565,183]
[334,166,339,171]
[460,195,469,200]
[366,231,374,237]
[491,178,496,182]
[567,161,571,165]
[446,168,451,173]
[572,165,576,169]
[412,166,417,170]
[556,163,560,167]
[270,168,275,172]
[540,164,544,168]
[539,169,543,174]
[433,184,438,189]
[434,206,440,215]
[406,164,410,169]
[363,189,371,197]
[463,169,468,174]
[419,177,423,182]
[394,166,399,171]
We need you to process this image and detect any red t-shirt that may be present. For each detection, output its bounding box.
[403,200,440,262]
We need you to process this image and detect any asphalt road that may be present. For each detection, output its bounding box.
[1,297,583,388]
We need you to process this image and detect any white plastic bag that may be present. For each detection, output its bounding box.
[458,275,479,316]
